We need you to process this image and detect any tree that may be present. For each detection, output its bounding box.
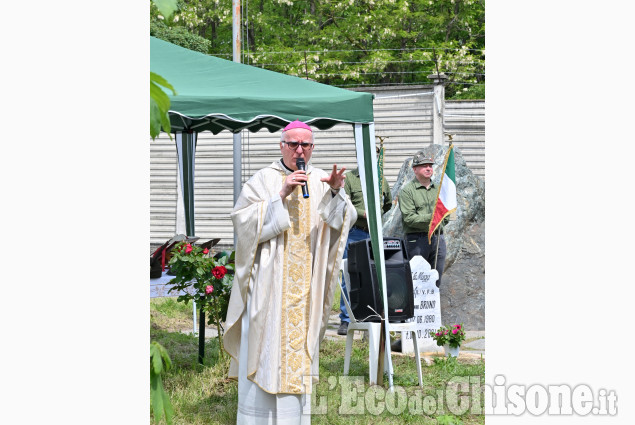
[150,20,212,54]
[150,0,485,97]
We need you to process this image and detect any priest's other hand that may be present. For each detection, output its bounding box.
[320,165,346,191]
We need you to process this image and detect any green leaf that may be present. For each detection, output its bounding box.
[151,341,171,372]
[159,112,172,138]
[150,374,164,420]
[151,348,163,374]
[159,348,172,371]
[161,387,174,424]
[150,373,174,424]
[150,72,176,94]
[150,344,159,370]
[150,341,174,424]
[150,81,171,111]
[150,99,162,140]
[150,72,175,139]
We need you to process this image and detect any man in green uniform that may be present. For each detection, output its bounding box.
[391,151,448,352]
[337,150,393,335]
[399,151,448,288]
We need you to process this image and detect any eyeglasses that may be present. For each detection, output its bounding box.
[282,141,314,150]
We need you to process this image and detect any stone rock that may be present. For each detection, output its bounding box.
[441,221,485,330]
[382,144,485,330]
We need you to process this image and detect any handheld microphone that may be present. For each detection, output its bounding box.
[296,158,309,199]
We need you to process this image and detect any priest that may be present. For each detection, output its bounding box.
[224,120,357,424]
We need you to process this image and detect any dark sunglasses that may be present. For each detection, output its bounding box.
[283,141,314,150]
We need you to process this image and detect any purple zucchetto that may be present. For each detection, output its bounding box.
[283,120,312,132]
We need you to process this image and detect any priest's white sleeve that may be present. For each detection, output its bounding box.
[259,195,291,242]
[318,188,357,231]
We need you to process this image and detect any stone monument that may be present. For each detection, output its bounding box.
[401,255,443,354]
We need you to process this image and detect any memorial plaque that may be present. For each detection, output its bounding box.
[401,255,443,353]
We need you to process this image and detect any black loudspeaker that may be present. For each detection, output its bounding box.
[347,238,414,322]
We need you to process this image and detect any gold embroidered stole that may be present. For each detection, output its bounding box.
[280,178,313,394]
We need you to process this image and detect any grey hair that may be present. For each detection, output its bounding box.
[280,129,315,143]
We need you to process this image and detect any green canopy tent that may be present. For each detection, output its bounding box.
[150,36,398,387]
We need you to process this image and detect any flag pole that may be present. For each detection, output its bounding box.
[433,224,441,270]
[433,138,453,271]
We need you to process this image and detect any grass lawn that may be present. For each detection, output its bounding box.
[151,294,484,425]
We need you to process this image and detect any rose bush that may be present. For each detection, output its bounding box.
[167,241,234,357]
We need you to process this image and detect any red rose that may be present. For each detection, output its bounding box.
[212,266,227,279]
[203,248,209,254]
[185,243,193,254]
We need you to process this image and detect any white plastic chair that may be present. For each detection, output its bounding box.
[384,321,423,388]
[340,259,423,387]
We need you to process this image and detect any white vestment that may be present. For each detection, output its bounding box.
[224,160,356,423]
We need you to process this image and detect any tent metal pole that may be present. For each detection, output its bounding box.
[176,131,197,237]
[233,133,242,246]
[232,0,242,248]
[192,299,197,335]
[354,123,393,389]
[198,296,205,364]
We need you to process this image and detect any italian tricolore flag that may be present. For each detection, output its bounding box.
[428,144,457,243]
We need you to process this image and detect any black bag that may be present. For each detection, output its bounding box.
[199,238,221,251]
[150,235,200,278]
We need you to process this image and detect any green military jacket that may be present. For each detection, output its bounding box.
[399,178,448,235]
[344,168,392,231]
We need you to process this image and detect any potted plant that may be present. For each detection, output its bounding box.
[432,323,466,357]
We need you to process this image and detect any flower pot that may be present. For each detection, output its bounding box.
[443,344,460,357]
